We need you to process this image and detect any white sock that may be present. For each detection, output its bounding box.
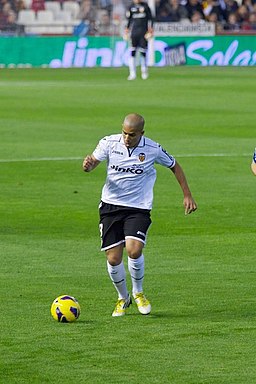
[140,56,147,73]
[128,255,144,296]
[129,56,136,76]
[107,261,128,300]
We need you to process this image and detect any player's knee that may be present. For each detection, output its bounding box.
[106,247,123,266]
[126,242,143,259]
[128,251,142,259]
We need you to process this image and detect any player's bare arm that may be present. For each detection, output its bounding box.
[170,162,197,215]
[251,148,256,175]
[82,155,100,172]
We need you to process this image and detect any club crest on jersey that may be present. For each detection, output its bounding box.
[139,6,145,12]
[138,153,146,162]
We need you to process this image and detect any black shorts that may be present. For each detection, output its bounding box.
[131,32,148,51]
[99,202,152,251]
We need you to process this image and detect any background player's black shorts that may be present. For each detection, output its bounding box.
[99,202,151,251]
[131,31,148,50]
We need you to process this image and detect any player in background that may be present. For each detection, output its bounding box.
[251,148,256,175]
[124,0,153,80]
[83,113,197,317]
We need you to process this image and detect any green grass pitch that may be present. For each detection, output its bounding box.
[0,66,255,383]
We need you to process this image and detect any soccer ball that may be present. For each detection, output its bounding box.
[51,295,81,323]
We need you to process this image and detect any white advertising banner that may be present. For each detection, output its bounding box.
[154,22,216,37]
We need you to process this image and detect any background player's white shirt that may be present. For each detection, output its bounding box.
[93,134,176,210]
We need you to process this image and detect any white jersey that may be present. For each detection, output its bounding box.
[93,134,176,210]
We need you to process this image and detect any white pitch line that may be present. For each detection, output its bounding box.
[0,153,252,163]
[177,153,251,158]
[0,157,82,163]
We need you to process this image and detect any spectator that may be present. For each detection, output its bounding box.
[76,0,97,35]
[97,9,119,34]
[207,10,225,30]
[112,0,125,26]
[78,0,97,22]
[237,3,249,23]
[0,1,17,31]
[15,0,25,12]
[157,0,188,21]
[185,0,204,20]
[242,0,254,12]
[99,0,112,16]
[5,8,17,30]
[207,9,219,20]
[191,9,206,21]
[203,0,224,20]
[224,11,240,28]
[222,0,239,21]
[155,0,166,16]
[242,10,256,28]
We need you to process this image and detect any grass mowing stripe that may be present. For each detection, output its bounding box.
[0,153,252,163]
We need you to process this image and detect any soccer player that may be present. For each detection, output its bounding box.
[124,0,153,80]
[251,148,256,175]
[83,113,197,317]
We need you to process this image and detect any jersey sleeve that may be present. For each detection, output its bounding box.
[155,144,176,168]
[126,7,132,28]
[146,4,153,27]
[92,137,109,162]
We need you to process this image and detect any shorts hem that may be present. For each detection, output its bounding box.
[125,235,146,245]
[101,240,125,251]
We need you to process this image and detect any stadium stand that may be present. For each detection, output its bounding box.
[44,1,62,17]
[17,9,36,24]
[63,1,80,19]
[0,0,256,35]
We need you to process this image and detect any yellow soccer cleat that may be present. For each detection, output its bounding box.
[134,292,151,315]
[112,294,132,317]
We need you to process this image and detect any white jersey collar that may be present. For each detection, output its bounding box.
[120,135,145,148]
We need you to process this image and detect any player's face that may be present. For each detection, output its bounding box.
[122,125,144,148]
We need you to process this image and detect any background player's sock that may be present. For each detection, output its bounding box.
[128,56,136,79]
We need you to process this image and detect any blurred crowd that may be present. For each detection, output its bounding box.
[0,0,22,32]
[0,0,256,34]
[155,0,256,31]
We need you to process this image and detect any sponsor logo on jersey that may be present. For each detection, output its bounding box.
[110,164,144,174]
[137,230,146,238]
[132,12,146,18]
[112,150,124,155]
[138,153,146,162]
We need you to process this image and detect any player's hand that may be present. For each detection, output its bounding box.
[83,155,94,172]
[184,196,197,215]
[145,28,153,40]
[123,29,129,41]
